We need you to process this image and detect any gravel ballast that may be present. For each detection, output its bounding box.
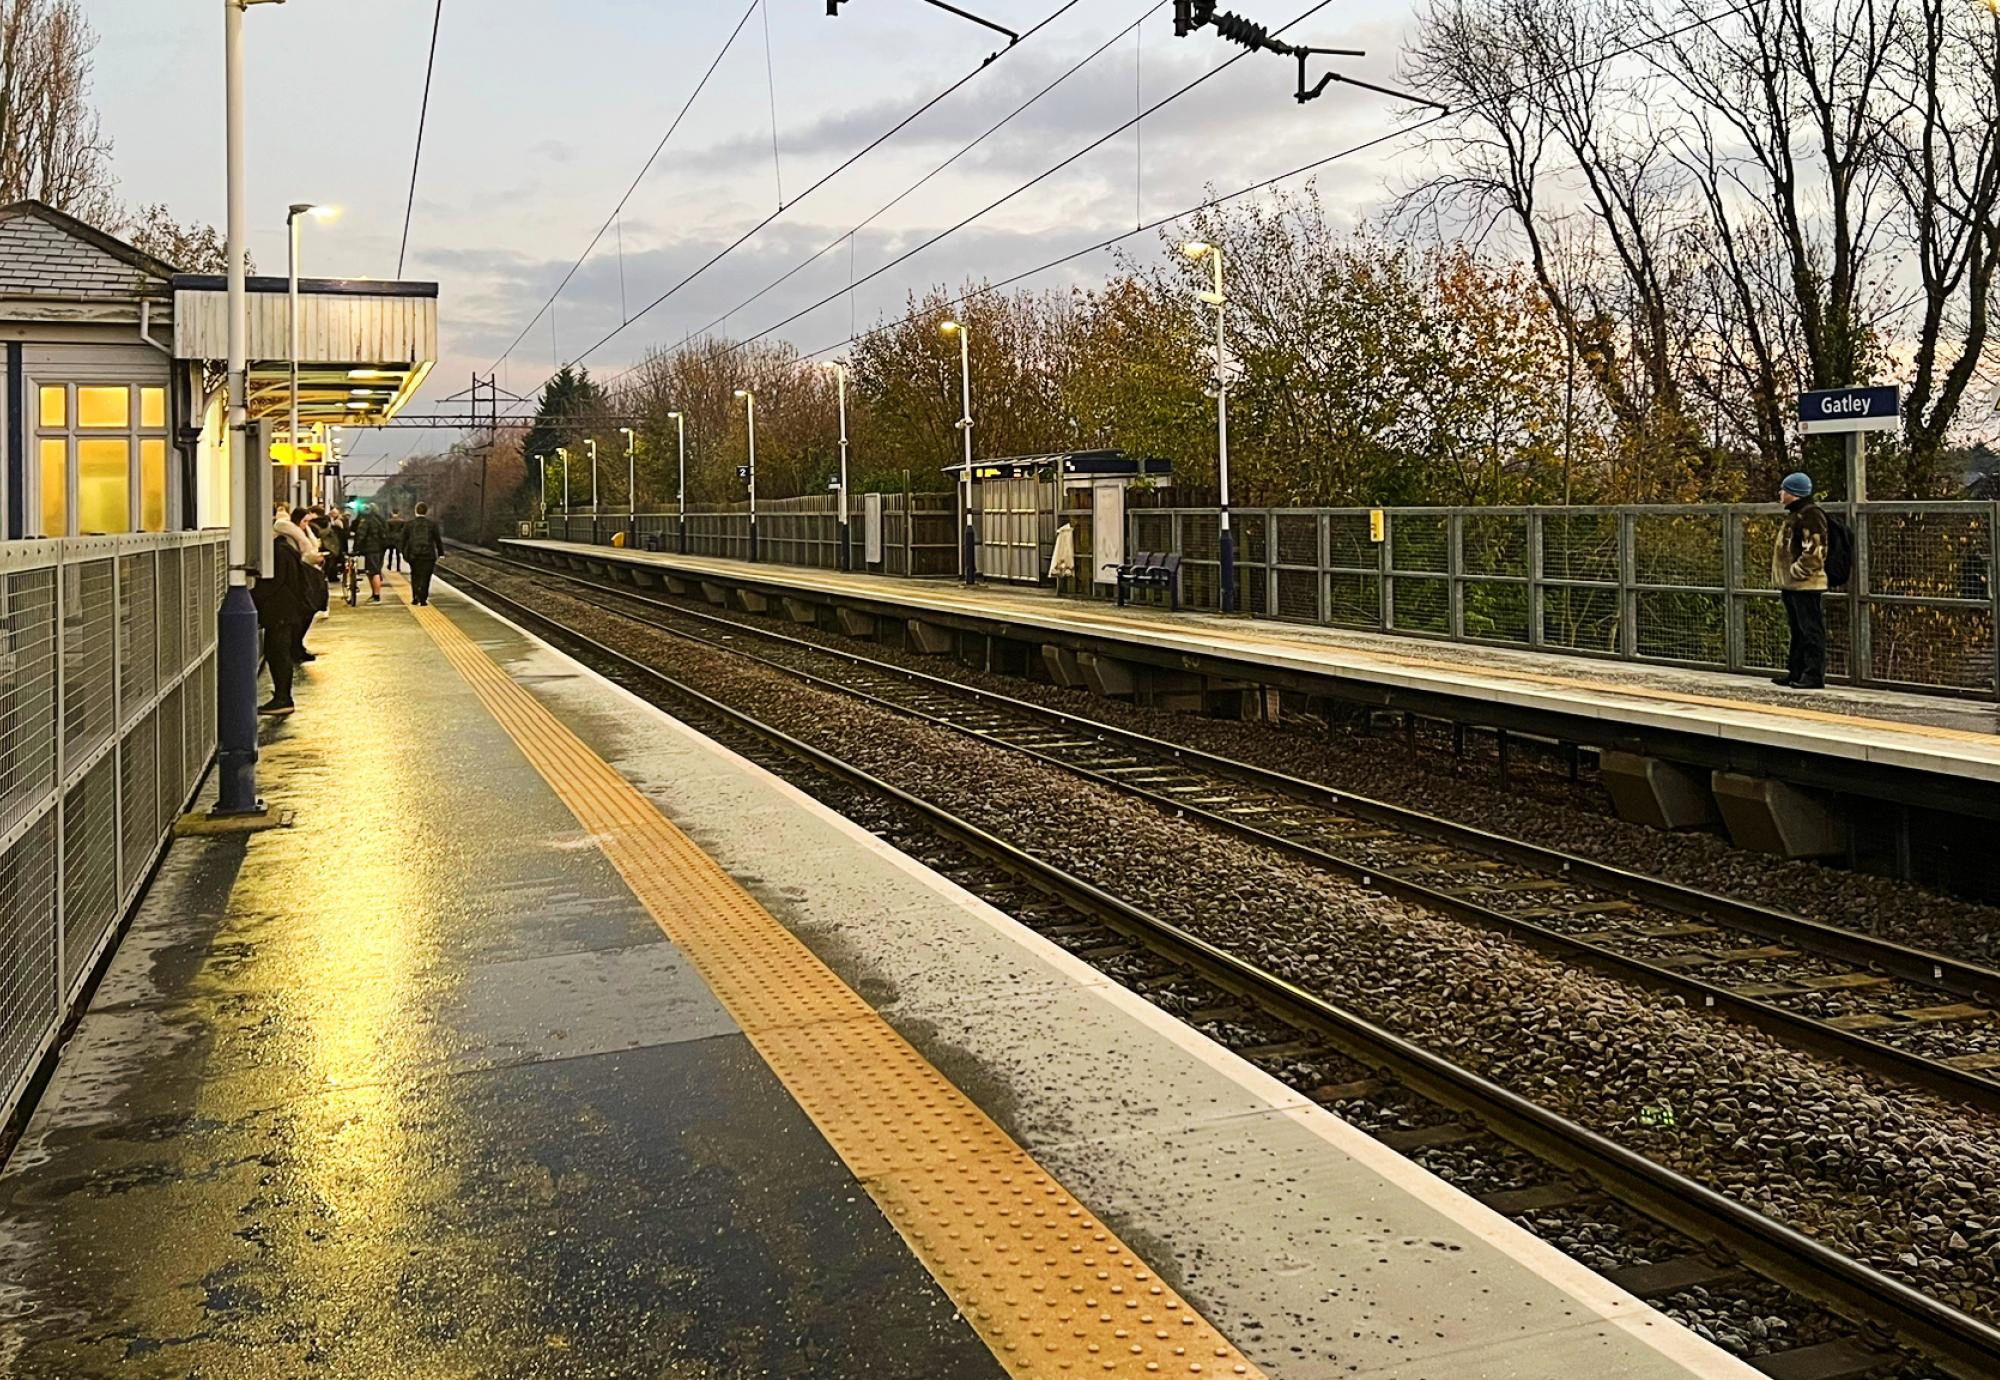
[454,561,2000,1334]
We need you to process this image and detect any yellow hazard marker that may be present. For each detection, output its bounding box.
[407,589,1265,1379]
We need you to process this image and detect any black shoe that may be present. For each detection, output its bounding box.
[1790,678,1825,690]
[258,699,294,716]
[370,593,382,603]
[1770,674,1795,686]
[294,650,316,663]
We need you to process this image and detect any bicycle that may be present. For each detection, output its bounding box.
[344,553,360,607]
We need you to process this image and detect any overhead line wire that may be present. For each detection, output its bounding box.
[489,0,760,372]
[397,0,446,278]
[468,0,1758,447]
[495,0,1091,418]
[718,0,1340,352]
[672,0,1168,362]
[739,0,1768,368]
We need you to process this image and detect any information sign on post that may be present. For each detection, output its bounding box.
[1797,386,1899,504]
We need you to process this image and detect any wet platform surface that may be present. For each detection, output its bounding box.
[0,573,1764,1379]
[507,541,2000,786]
[0,587,998,1379]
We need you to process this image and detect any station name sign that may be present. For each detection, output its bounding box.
[1797,386,1900,435]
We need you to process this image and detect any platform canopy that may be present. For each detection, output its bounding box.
[169,273,437,426]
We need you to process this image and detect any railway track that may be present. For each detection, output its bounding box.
[450,546,2000,1115]
[439,555,2000,1380]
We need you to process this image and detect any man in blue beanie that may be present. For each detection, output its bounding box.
[1772,471,1828,689]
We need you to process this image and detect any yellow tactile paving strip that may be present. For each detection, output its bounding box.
[405,588,1264,1378]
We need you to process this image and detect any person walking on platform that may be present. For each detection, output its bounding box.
[403,502,445,605]
[252,521,310,716]
[386,509,407,573]
[352,503,390,603]
[1772,471,1829,690]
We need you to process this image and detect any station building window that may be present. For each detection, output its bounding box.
[31,381,170,536]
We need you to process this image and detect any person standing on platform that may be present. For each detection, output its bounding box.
[289,507,328,663]
[386,509,406,573]
[352,503,389,603]
[1772,471,1829,690]
[323,509,349,585]
[403,502,445,605]
[252,519,309,716]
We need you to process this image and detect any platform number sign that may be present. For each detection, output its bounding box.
[736,464,751,482]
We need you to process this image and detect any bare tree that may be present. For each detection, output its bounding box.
[123,204,240,273]
[1883,0,2000,490]
[0,0,115,222]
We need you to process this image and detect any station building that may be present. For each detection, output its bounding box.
[0,199,434,540]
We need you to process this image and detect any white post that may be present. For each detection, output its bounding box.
[671,411,686,554]
[623,426,636,529]
[746,392,758,562]
[957,326,974,584]
[287,209,300,510]
[537,455,547,521]
[830,362,850,570]
[216,0,262,815]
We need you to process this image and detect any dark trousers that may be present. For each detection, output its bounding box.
[387,546,403,571]
[294,610,315,657]
[409,558,437,604]
[263,620,299,705]
[1782,588,1826,685]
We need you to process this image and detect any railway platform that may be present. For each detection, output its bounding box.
[0,571,1764,1379]
[501,540,2000,835]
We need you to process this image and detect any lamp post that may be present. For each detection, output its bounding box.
[940,320,975,585]
[735,389,758,562]
[216,0,288,817]
[1183,240,1235,613]
[557,446,570,528]
[537,454,548,529]
[668,410,687,553]
[826,360,851,571]
[620,425,636,543]
[585,436,600,544]
[286,201,334,511]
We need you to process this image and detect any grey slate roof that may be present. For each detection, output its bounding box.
[0,201,175,300]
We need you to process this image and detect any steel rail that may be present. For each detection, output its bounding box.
[438,562,2000,1380]
[452,548,2000,1110]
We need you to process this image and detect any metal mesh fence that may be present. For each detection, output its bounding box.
[0,812,56,1113]
[543,497,2000,698]
[1,567,57,841]
[0,532,223,1122]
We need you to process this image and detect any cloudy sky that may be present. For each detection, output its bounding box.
[88,0,1432,476]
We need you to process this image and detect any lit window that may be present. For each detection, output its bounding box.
[77,439,130,533]
[140,387,167,429]
[39,438,67,536]
[140,440,168,532]
[39,385,65,428]
[77,386,130,429]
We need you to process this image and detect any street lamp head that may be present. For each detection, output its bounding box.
[667,410,682,419]
[1182,240,1213,260]
[734,388,752,401]
[619,426,634,437]
[939,319,961,335]
[824,359,847,375]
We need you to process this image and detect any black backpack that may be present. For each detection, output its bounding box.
[1824,514,1854,590]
